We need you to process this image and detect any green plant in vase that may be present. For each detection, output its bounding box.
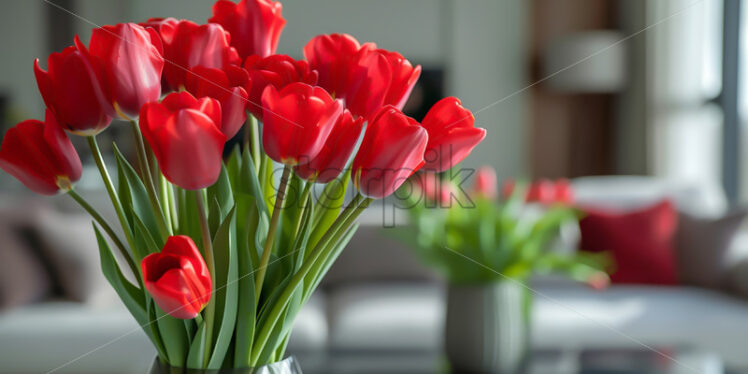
[398,167,609,374]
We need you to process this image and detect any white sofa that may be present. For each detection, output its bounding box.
[2,176,748,373]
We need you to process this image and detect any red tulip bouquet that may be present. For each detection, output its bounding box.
[0,0,487,371]
[399,168,609,285]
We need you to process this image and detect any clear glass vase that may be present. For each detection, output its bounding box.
[148,356,302,374]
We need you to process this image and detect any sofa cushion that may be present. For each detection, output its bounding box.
[580,200,678,285]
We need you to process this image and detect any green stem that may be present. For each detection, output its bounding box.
[165,176,179,232]
[194,191,216,367]
[250,194,368,365]
[254,165,292,297]
[159,175,173,231]
[293,182,313,238]
[67,189,140,282]
[86,136,138,263]
[304,197,372,297]
[249,115,260,172]
[130,120,171,238]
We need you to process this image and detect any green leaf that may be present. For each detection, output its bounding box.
[239,144,269,218]
[233,197,257,367]
[208,197,221,236]
[177,188,202,245]
[207,165,234,220]
[226,145,243,190]
[113,144,162,242]
[146,298,169,361]
[186,318,208,369]
[260,156,275,215]
[207,209,239,369]
[94,223,171,359]
[304,222,358,300]
[133,213,162,255]
[277,174,305,258]
[94,224,146,321]
[310,169,350,249]
[155,307,189,367]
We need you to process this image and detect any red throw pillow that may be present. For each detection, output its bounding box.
[579,200,678,285]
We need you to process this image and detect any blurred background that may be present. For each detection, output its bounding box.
[1,0,748,373]
[0,0,735,199]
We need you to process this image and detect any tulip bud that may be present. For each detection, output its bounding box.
[414,172,454,206]
[0,110,82,195]
[34,46,112,135]
[379,49,421,110]
[79,23,164,118]
[421,97,486,172]
[146,19,240,91]
[140,92,226,190]
[209,0,286,60]
[185,65,250,139]
[526,179,556,204]
[244,54,318,119]
[352,106,428,199]
[555,179,574,204]
[261,82,343,166]
[142,236,212,319]
[304,34,421,121]
[501,178,516,200]
[294,110,363,183]
[304,33,361,97]
[473,166,498,200]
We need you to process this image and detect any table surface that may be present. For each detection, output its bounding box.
[293,348,729,374]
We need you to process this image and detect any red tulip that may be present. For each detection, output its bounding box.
[420,97,486,172]
[147,19,240,91]
[209,0,286,60]
[414,172,454,206]
[78,23,164,118]
[142,235,211,319]
[526,179,555,204]
[554,179,574,204]
[344,45,421,119]
[0,110,82,195]
[34,45,112,135]
[244,54,318,119]
[378,49,421,109]
[261,82,343,165]
[343,46,392,121]
[294,110,363,183]
[185,65,250,139]
[140,92,226,190]
[352,106,428,199]
[303,33,361,97]
[500,178,516,200]
[304,34,421,121]
[473,166,498,199]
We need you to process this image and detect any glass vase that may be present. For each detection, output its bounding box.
[148,356,302,374]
